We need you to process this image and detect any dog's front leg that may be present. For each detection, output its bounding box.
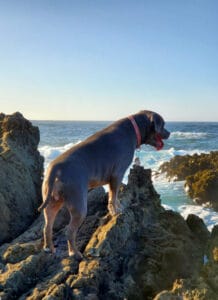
[108,179,122,216]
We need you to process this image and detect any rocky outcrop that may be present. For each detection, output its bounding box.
[154,225,218,300]
[0,165,213,300]
[159,152,218,210]
[0,112,44,244]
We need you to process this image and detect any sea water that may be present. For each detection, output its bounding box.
[33,120,218,231]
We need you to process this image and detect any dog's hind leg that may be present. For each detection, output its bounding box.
[108,177,122,216]
[66,202,87,260]
[43,200,63,253]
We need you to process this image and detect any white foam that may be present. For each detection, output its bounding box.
[161,203,218,231]
[39,142,81,168]
[162,204,173,210]
[138,147,208,173]
[167,147,207,157]
[171,131,208,139]
[178,205,218,232]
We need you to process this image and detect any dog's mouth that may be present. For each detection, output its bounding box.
[146,130,169,150]
[155,133,164,151]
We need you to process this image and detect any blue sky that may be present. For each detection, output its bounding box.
[0,1,218,121]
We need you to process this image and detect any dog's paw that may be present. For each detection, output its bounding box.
[43,247,52,253]
[69,250,83,261]
[43,247,56,254]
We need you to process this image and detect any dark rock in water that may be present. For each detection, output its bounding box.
[0,112,44,244]
[186,214,210,246]
[159,152,218,210]
[0,164,211,300]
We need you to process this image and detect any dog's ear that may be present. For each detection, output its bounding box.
[150,112,164,134]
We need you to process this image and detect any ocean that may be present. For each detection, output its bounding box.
[33,120,218,231]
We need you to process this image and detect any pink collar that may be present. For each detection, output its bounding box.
[128,115,141,148]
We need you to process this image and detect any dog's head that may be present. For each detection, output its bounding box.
[143,111,170,150]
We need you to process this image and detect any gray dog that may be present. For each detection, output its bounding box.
[38,110,170,259]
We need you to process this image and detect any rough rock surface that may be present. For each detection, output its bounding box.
[159,152,218,210]
[154,225,218,300]
[0,112,44,244]
[0,165,215,300]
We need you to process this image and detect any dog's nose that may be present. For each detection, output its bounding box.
[162,129,170,139]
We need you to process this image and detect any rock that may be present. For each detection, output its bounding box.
[186,214,210,246]
[153,225,218,300]
[159,152,218,181]
[159,151,218,210]
[208,225,218,262]
[0,112,44,244]
[186,170,218,209]
[154,277,217,300]
[0,165,210,300]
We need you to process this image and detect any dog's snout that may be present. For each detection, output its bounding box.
[162,129,170,139]
[166,130,170,139]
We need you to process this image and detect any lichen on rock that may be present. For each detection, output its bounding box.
[159,151,218,210]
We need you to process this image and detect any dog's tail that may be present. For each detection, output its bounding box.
[38,166,58,212]
[38,193,51,212]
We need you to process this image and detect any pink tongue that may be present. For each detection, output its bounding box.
[156,134,164,150]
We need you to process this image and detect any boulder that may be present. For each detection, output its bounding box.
[0,112,44,244]
[0,165,210,300]
[159,152,218,210]
[159,152,218,181]
[186,169,218,209]
[186,214,210,246]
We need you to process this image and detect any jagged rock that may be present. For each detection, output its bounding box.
[153,277,217,300]
[154,265,218,300]
[207,225,218,262]
[154,225,218,300]
[186,169,218,209]
[0,165,210,300]
[0,112,44,244]
[186,214,210,246]
[159,152,218,210]
[159,152,218,181]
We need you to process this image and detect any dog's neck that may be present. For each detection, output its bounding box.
[128,115,141,148]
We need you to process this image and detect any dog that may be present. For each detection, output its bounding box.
[38,110,170,259]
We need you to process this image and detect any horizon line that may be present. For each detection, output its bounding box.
[31,119,218,123]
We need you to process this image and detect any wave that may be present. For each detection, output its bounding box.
[39,142,81,168]
[171,131,209,139]
[39,142,208,173]
[178,205,218,232]
[138,147,208,172]
[167,147,207,157]
[162,204,218,231]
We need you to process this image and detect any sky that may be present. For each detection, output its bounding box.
[0,0,218,121]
